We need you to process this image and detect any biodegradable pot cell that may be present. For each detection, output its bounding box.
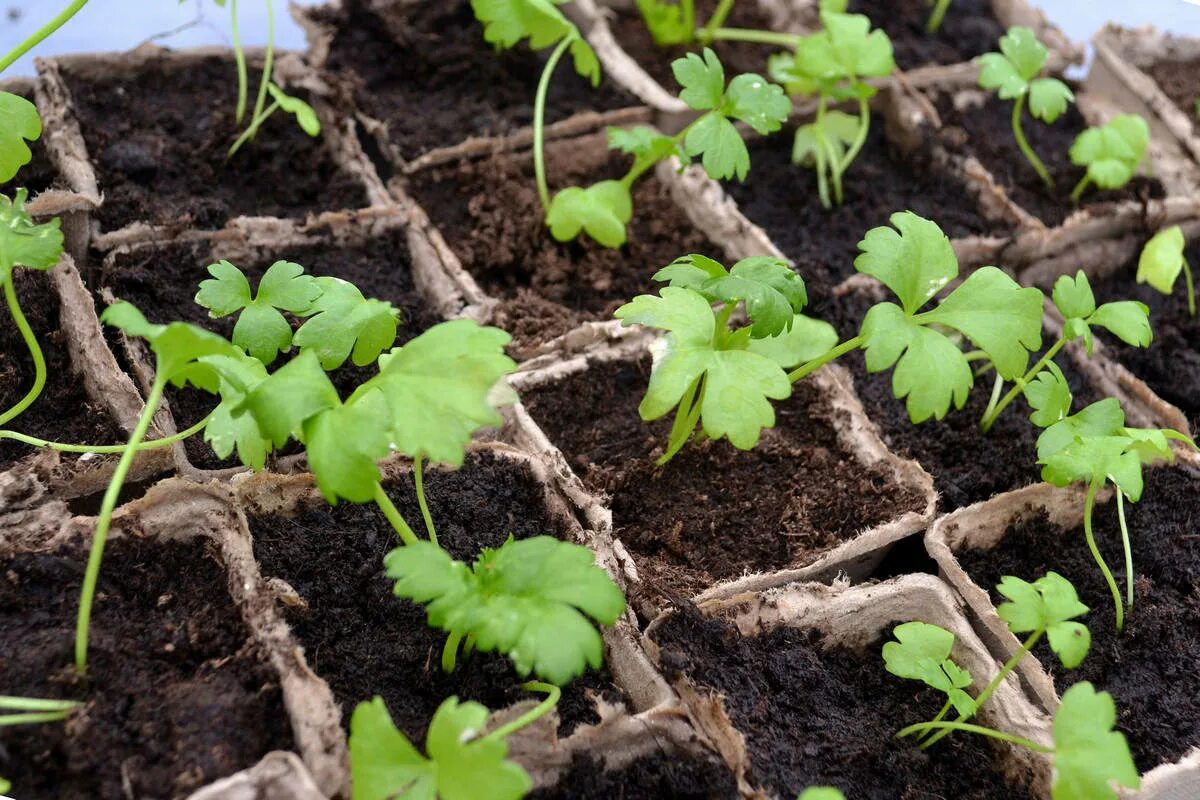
[296,0,646,174]
[505,337,935,613]
[926,468,1200,793]
[644,574,1053,798]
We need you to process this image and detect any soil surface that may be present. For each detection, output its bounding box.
[0,269,124,471]
[529,749,738,799]
[849,0,1004,70]
[608,0,780,92]
[62,56,366,232]
[1091,251,1200,431]
[317,0,637,163]
[522,356,926,598]
[935,93,1164,227]
[406,134,715,360]
[1144,58,1200,126]
[653,603,1033,798]
[0,536,293,800]
[248,451,626,741]
[96,228,441,470]
[957,466,1200,773]
[723,120,1010,302]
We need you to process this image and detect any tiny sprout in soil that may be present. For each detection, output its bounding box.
[1137,224,1196,316]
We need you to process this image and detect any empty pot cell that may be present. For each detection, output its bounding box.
[530,749,738,799]
[314,0,637,163]
[406,135,717,359]
[0,536,294,800]
[521,356,927,598]
[58,56,367,232]
[0,269,123,471]
[97,229,441,470]
[956,467,1200,775]
[848,0,1004,70]
[247,451,627,743]
[935,94,1165,228]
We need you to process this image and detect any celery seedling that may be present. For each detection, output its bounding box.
[0,93,41,182]
[926,0,952,34]
[977,27,1075,193]
[1068,114,1149,202]
[0,695,81,796]
[1136,225,1195,316]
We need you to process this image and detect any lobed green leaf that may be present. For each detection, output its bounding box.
[1069,114,1150,191]
[996,572,1090,668]
[292,276,400,370]
[0,92,41,183]
[546,180,633,247]
[0,189,63,280]
[1052,683,1140,800]
[1136,225,1186,295]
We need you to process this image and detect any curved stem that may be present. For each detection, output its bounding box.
[1069,173,1091,203]
[441,630,464,674]
[75,374,167,675]
[698,0,735,43]
[250,0,274,125]
[484,682,562,742]
[788,336,864,383]
[657,377,706,466]
[230,0,247,123]
[1084,481,1124,632]
[664,376,701,452]
[372,483,420,547]
[1183,256,1196,317]
[897,721,1052,753]
[0,276,48,428]
[0,0,89,74]
[1117,489,1133,614]
[1012,94,1055,193]
[704,27,802,48]
[0,413,212,454]
[838,96,872,176]
[979,370,1005,430]
[227,100,279,160]
[926,0,951,33]
[980,338,1065,432]
[534,34,575,214]
[413,453,438,548]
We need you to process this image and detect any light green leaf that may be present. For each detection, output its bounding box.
[1036,397,1126,461]
[684,112,750,181]
[703,256,808,337]
[747,313,839,368]
[1024,361,1073,429]
[1052,683,1140,800]
[546,180,633,248]
[198,352,271,470]
[607,125,684,166]
[996,572,1090,668]
[1136,225,1186,295]
[636,0,690,45]
[652,253,729,291]
[792,111,860,167]
[266,83,320,137]
[303,388,392,503]
[798,789,846,800]
[292,276,400,370]
[977,52,1027,99]
[471,0,572,50]
[854,211,958,315]
[0,189,63,280]
[569,35,601,86]
[1028,77,1075,123]
[239,349,341,448]
[1089,301,1151,348]
[999,26,1048,82]
[1052,271,1096,321]
[0,92,41,183]
[883,621,976,716]
[1069,114,1150,191]
[1040,434,1144,500]
[101,300,239,389]
[673,47,725,111]
[723,73,791,135]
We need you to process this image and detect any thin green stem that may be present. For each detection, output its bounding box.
[1069,173,1091,203]
[0,696,79,712]
[413,454,438,548]
[812,110,832,210]
[484,682,562,742]
[0,276,48,428]
[963,350,991,363]
[682,0,695,41]
[534,34,576,214]
[227,100,280,160]
[897,721,1052,753]
[372,483,420,547]
[980,338,1066,432]
[788,336,864,383]
[0,413,212,454]
[1084,481,1124,632]
[1183,256,1196,317]
[816,95,845,207]
[0,0,89,74]
[249,0,274,126]
[838,96,872,176]
[979,371,1005,431]
[926,0,951,33]
[916,699,952,742]
[664,376,702,451]
[230,0,247,123]
[441,630,464,674]
[704,27,802,48]
[698,0,736,42]
[0,710,75,727]
[657,378,706,466]
[1117,489,1133,614]
[75,374,167,675]
[1012,94,1055,193]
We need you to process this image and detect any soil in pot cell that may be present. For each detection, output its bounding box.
[1143,57,1200,132]
[651,604,1034,798]
[313,0,638,164]
[934,93,1164,228]
[848,0,1004,71]
[529,749,739,800]
[59,55,367,233]
[521,356,927,598]
[0,269,124,471]
[95,228,442,470]
[957,467,1200,774]
[0,536,294,800]
[247,451,628,743]
[405,133,717,360]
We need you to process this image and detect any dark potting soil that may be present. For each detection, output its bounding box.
[1144,58,1200,126]
[935,94,1165,228]
[0,270,123,471]
[849,0,1004,71]
[0,537,293,800]
[722,120,1010,301]
[529,749,738,800]
[521,357,927,598]
[96,228,441,470]
[248,451,626,742]
[607,0,780,93]
[956,467,1200,773]
[405,135,716,360]
[1091,251,1200,431]
[61,56,366,233]
[652,603,1032,798]
[316,0,637,163]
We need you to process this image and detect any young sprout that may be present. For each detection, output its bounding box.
[977,27,1075,193]
[636,0,804,49]
[927,0,952,34]
[1136,225,1195,316]
[0,695,81,796]
[1068,114,1149,203]
[0,0,91,76]
[0,92,41,182]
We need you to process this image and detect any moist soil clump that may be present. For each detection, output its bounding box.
[723,120,1009,301]
[849,0,1004,70]
[406,135,715,359]
[248,451,626,741]
[0,270,123,470]
[1092,253,1200,430]
[1143,58,1200,124]
[957,467,1200,772]
[652,603,1032,798]
[61,56,366,232]
[96,230,441,470]
[607,0,780,92]
[529,750,738,799]
[316,0,637,163]
[935,94,1164,227]
[522,357,926,598]
[0,537,293,800]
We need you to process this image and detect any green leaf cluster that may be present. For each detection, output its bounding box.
[1052,683,1140,800]
[773,10,894,98]
[996,572,1090,668]
[471,0,599,84]
[883,621,976,716]
[977,26,1074,122]
[1069,114,1149,194]
[1050,270,1151,354]
[0,92,41,183]
[101,301,241,391]
[0,189,63,280]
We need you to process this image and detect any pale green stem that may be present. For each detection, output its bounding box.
[1084,481,1124,632]
[534,34,576,213]
[0,711,74,726]
[441,630,464,673]
[1069,173,1091,203]
[484,682,562,742]
[372,483,420,547]
[0,276,47,428]
[897,721,1053,753]
[0,0,89,74]
[837,96,872,176]
[1183,256,1196,317]
[698,0,736,42]
[682,0,695,40]
[230,0,247,123]
[816,95,845,207]
[622,113,707,187]
[664,376,702,453]
[0,413,212,454]
[227,99,280,160]
[704,27,802,48]
[0,696,79,712]
[980,338,1066,433]
[1117,489,1133,614]
[1012,94,1055,193]
[788,336,864,383]
[979,371,1006,431]
[926,0,952,33]
[412,453,438,548]
[916,699,953,742]
[657,378,706,466]
[250,0,274,125]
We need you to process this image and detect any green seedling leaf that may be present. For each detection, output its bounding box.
[701,256,808,337]
[302,387,393,503]
[101,301,240,390]
[386,536,626,685]
[996,572,1090,668]
[747,313,839,369]
[350,695,531,800]
[1136,225,1186,295]
[0,189,63,280]
[723,73,792,136]
[608,125,686,170]
[794,10,895,89]
[472,0,571,50]
[1051,682,1140,800]
[1028,77,1075,123]
[636,0,690,45]
[883,621,976,716]
[293,276,400,370]
[855,210,958,315]
[1069,114,1150,191]
[977,26,1047,99]
[546,180,633,248]
[265,83,320,137]
[798,790,846,800]
[1088,301,1151,348]
[0,92,41,183]
[1051,270,1151,353]
[792,111,860,167]
[1051,271,1096,320]
[198,352,271,470]
[1041,433,1145,501]
[684,113,749,181]
[239,348,341,449]
[1024,361,1072,428]
[674,48,726,111]
[1036,396,1125,460]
